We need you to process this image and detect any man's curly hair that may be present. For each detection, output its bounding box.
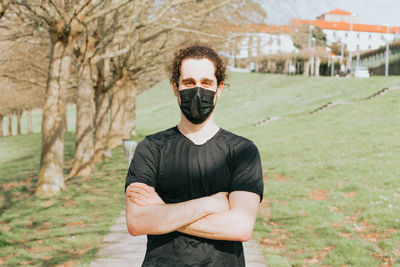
[169,44,226,86]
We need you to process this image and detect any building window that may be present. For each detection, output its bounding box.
[357,44,360,50]
[345,32,348,38]
[333,32,336,38]
[369,34,372,40]
[368,45,371,49]
[357,33,360,39]
[381,34,385,40]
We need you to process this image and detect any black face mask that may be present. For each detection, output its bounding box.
[178,87,216,124]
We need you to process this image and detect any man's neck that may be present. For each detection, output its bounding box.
[177,113,220,145]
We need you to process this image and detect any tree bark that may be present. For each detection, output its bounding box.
[315,56,321,77]
[69,62,95,178]
[35,40,72,197]
[108,77,127,149]
[93,88,111,163]
[7,113,12,136]
[16,110,22,135]
[122,80,137,139]
[310,55,315,76]
[27,110,33,134]
[303,60,310,76]
[93,58,112,163]
[0,114,3,136]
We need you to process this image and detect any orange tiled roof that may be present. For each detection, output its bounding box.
[325,9,352,16]
[291,18,400,34]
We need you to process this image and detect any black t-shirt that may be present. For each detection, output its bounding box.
[124,126,264,267]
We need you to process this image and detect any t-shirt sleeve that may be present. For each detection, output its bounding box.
[124,138,158,194]
[230,141,264,202]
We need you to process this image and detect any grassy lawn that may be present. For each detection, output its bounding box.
[1,73,400,266]
[0,134,128,265]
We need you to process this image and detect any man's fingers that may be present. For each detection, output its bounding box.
[129,196,146,207]
[126,188,150,199]
[127,186,150,195]
[127,183,155,195]
[126,184,152,196]
[131,183,155,194]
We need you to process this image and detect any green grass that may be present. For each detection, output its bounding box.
[0,134,128,266]
[1,73,400,266]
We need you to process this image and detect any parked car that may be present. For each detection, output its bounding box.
[354,66,370,78]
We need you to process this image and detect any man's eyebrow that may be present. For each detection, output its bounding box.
[182,78,195,83]
[200,78,214,83]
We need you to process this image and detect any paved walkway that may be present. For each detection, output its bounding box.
[90,209,267,266]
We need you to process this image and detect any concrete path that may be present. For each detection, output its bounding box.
[89,209,267,267]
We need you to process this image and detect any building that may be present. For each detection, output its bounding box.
[229,25,296,60]
[228,8,400,73]
[316,8,358,24]
[291,8,400,53]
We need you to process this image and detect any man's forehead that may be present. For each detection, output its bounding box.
[180,58,216,81]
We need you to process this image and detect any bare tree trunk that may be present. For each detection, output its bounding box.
[8,113,12,136]
[0,114,3,136]
[16,110,22,135]
[69,62,95,178]
[93,88,111,163]
[283,60,289,74]
[93,58,112,162]
[36,40,72,197]
[271,61,277,73]
[27,110,33,134]
[303,60,310,76]
[310,55,315,76]
[108,77,127,149]
[315,56,321,77]
[122,81,137,139]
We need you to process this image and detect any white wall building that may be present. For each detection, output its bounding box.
[230,25,297,60]
[229,8,400,65]
[291,8,400,53]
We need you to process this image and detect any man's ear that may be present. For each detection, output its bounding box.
[172,81,179,96]
[216,81,224,97]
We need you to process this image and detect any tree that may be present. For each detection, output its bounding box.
[329,41,348,58]
[1,0,266,197]
[3,0,133,196]
[291,24,327,50]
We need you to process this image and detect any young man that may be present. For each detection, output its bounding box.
[124,45,264,266]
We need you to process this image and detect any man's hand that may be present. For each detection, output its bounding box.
[126,182,165,206]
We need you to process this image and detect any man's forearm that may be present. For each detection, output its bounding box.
[177,209,254,242]
[126,196,216,236]
[177,191,261,242]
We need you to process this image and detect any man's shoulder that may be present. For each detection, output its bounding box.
[219,129,257,149]
[144,126,178,147]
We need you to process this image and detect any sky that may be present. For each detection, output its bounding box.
[263,0,400,27]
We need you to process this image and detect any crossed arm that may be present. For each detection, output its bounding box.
[125,183,260,242]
